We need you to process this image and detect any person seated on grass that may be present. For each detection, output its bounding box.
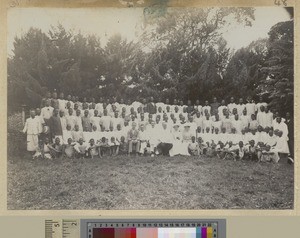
[197,137,206,155]
[118,136,128,156]
[110,136,119,156]
[98,136,110,157]
[48,137,63,159]
[72,124,83,143]
[33,139,50,160]
[260,145,277,163]
[223,141,238,160]
[246,139,259,161]
[188,136,200,156]
[40,137,52,159]
[64,138,76,159]
[216,141,226,159]
[236,141,247,160]
[74,138,88,159]
[86,138,99,159]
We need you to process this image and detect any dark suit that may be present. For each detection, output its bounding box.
[147,102,157,114]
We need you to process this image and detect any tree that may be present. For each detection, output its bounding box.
[257,20,293,114]
[224,38,267,99]
[139,7,255,102]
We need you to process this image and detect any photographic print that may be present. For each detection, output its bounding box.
[7,5,294,210]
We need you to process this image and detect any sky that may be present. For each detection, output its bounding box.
[7,7,291,56]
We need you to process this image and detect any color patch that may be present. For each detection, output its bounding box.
[136,228,158,238]
[207,227,213,238]
[158,228,197,238]
[93,228,115,238]
[115,228,136,238]
[196,227,202,238]
[201,227,207,238]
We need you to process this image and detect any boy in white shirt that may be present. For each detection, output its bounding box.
[231,114,243,134]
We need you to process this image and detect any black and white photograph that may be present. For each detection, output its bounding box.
[7,5,294,210]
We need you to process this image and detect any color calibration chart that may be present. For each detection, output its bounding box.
[81,220,226,238]
[45,219,226,238]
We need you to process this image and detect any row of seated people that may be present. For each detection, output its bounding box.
[32,119,289,163]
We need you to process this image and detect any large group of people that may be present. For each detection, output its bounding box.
[22,91,294,163]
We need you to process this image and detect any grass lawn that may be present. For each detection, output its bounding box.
[7,154,294,210]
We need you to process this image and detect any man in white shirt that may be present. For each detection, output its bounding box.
[194,99,202,114]
[58,92,66,112]
[273,117,289,140]
[59,110,67,131]
[255,96,268,113]
[227,97,237,114]
[95,97,103,114]
[266,130,277,147]
[218,100,227,116]
[231,114,243,134]
[257,105,267,128]
[35,108,45,135]
[157,122,174,156]
[240,109,250,130]
[74,109,83,131]
[138,124,149,155]
[90,110,101,131]
[100,109,112,132]
[65,108,76,130]
[111,111,124,130]
[202,100,211,116]
[245,96,256,116]
[194,111,203,130]
[212,114,222,134]
[236,98,246,116]
[41,99,54,122]
[265,107,273,128]
[202,115,212,133]
[23,110,40,152]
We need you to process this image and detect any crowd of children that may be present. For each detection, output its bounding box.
[22,92,293,163]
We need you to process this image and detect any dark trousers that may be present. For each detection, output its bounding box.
[288,139,294,158]
[157,143,173,156]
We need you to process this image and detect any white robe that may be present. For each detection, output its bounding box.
[23,117,40,151]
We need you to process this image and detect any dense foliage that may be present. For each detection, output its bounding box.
[7,8,293,115]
